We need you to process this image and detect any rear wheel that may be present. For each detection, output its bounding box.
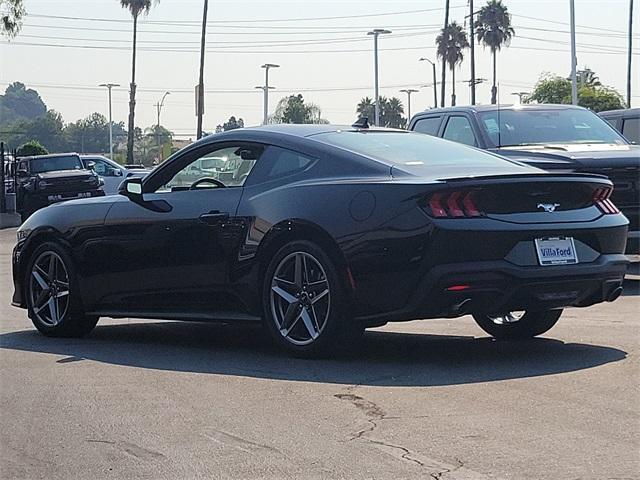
[473,309,563,340]
[26,242,98,337]
[262,240,361,357]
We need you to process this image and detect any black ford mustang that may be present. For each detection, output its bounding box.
[12,125,629,356]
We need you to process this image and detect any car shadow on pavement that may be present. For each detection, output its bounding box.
[0,320,627,387]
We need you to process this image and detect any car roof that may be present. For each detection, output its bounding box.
[599,107,640,116]
[413,103,588,116]
[21,152,81,161]
[238,123,404,137]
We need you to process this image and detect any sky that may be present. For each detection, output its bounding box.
[1,0,638,139]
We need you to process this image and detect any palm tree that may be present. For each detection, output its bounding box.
[475,0,515,104]
[356,97,375,121]
[383,97,406,128]
[436,22,469,107]
[120,0,159,163]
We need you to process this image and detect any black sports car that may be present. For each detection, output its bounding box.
[11,124,629,356]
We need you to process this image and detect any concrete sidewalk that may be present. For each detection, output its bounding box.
[0,212,20,229]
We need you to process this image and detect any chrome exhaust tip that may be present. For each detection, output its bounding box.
[607,286,623,302]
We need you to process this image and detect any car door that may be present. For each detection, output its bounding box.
[92,142,264,315]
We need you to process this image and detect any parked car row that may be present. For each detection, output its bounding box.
[12,114,631,357]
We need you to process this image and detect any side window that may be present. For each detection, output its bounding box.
[155,144,264,193]
[18,160,28,172]
[263,146,314,179]
[442,116,477,147]
[413,117,442,136]
[622,118,640,144]
[90,159,109,176]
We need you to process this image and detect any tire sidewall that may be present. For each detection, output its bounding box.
[473,309,563,340]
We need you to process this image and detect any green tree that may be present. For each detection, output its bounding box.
[437,22,469,107]
[16,140,48,157]
[356,96,407,128]
[119,0,159,163]
[526,73,625,112]
[272,94,328,124]
[215,116,244,133]
[4,110,67,152]
[356,97,375,122]
[65,113,112,153]
[0,82,47,124]
[475,0,515,104]
[575,67,601,88]
[1,0,25,37]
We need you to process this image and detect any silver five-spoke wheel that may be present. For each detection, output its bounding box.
[270,251,331,346]
[29,251,70,327]
[487,311,526,325]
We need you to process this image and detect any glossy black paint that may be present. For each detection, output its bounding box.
[12,125,629,326]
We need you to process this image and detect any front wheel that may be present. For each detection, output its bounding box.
[473,309,563,340]
[262,240,361,357]
[26,242,98,337]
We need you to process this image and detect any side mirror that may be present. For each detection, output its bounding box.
[114,168,123,177]
[85,161,96,170]
[118,177,143,199]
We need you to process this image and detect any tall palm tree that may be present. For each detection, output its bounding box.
[120,0,159,162]
[356,97,375,121]
[475,0,515,104]
[436,22,469,107]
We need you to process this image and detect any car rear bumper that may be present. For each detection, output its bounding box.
[357,254,628,324]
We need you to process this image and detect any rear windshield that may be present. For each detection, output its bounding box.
[313,131,512,167]
[29,155,83,173]
[479,108,627,147]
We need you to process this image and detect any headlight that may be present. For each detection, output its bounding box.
[17,229,31,242]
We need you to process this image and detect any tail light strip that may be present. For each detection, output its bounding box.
[426,191,483,218]
[593,187,620,215]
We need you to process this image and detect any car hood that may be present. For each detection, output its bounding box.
[36,169,95,180]
[494,144,640,170]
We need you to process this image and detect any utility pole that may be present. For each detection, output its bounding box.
[0,142,5,214]
[469,0,477,105]
[627,0,634,108]
[367,29,391,126]
[196,0,209,139]
[399,89,419,123]
[255,64,279,125]
[99,83,120,159]
[441,0,450,107]
[569,0,578,105]
[419,57,438,108]
[155,91,170,156]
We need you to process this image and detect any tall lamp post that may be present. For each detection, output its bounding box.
[399,89,419,124]
[99,83,120,159]
[255,63,280,125]
[569,0,578,105]
[418,57,438,109]
[196,0,209,139]
[367,29,391,126]
[155,91,170,154]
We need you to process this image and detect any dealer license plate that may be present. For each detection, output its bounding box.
[534,237,578,266]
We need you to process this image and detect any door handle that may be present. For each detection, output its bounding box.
[199,211,229,225]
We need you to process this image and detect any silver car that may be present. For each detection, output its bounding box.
[80,156,150,195]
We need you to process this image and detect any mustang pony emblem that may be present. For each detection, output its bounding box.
[537,203,560,213]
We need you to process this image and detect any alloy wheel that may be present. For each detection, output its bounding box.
[488,311,526,325]
[269,251,331,346]
[29,251,70,327]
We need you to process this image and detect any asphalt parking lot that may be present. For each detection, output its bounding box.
[0,227,638,480]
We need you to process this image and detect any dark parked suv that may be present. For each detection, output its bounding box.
[16,153,105,221]
[409,104,640,256]
[599,108,640,144]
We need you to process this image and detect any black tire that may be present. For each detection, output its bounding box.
[262,240,362,357]
[473,309,563,340]
[25,242,98,338]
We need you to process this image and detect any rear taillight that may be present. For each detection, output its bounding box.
[593,186,620,214]
[424,190,483,218]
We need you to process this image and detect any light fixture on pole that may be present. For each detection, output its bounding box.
[399,89,419,123]
[99,83,120,159]
[511,91,529,104]
[155,91,170,151]
[367,29,391,126]
[256,64,280,125]
[419,57,438,109]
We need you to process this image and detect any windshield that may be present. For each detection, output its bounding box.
[314,131,513,168]
[479,108,627,147]
[29,155,84,173]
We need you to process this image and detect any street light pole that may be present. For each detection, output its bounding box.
[196,0,209,139]
[367,29,391,126]
[627,0,634,108]
[399,89,419,124]
[569,0,578,105]
[99,83,120,159]
[256,64,280,125]
[419,58,438,109]
[155,91,170,153]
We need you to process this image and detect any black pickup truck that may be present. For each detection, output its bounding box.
[409,104,640,257]
[16,153,105,221]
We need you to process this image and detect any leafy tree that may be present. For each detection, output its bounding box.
[525,73,625,112]
[1,0,24,37]
[4,110,67,152]
[475,0,515,104]
[0,82,47,124]
[356,97,375,121]
[16,140,48,157]
[272,94,328,124]
[356,96,407,128]
[437,22,469,107]
[575,67,601,88]
[65,113,112,153]
[119,0,160,163]
[215,116,245,133]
